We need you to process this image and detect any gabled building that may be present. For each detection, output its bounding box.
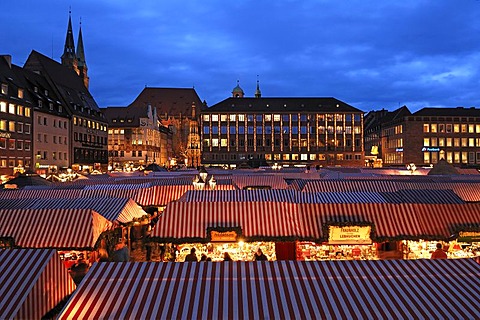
[106,87,204,168]
[364,106,480,167]
[200,82,365,168]
[23,14,108,172]
[103,103,172,170]
[364,106,411,166]
[0,55,33,176]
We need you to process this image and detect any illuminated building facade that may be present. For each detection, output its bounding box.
[201,85,365,168]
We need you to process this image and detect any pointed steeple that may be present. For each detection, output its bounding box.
[255,75,262,98]
[61,10,79,75]
[76,18,89,88]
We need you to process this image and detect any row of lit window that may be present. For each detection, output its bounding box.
[37,115,68,129]
[73,116,107,131]
[0,158,30,168]
[203,125,362,135]
[0,101,31,117]
[0,138,31,151]
[206,153,362,161]
[423,137,480,148]
[35,151,68,161]
[203,138,361,148]
[37,100,63,113]
[423,151,480,164]
[202,113,362,122]
[109,150,143,157]
[0,120,31,134]
[423,123,480,134]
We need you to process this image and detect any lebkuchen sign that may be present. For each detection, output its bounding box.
[207,227,241,242]
[329,226,372,245]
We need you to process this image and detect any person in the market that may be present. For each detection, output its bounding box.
[431,243,448,259]
[184,248,198,262]
[254,248,268,261]
[111,239,130,262]
[97,238,109,262]
[223,252,233,261]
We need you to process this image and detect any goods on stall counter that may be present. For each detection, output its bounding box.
[175,241,276,262]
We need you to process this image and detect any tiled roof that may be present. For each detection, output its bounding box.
[128,87,203,117]
[205,97,364,113]
[23,50,105,121]
[412,107,480,117]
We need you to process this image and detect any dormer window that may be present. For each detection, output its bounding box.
[34,86,38,93]
[1,84,7,95]
[38,100,43,108]
[49,103,54,111]
[44,90,48,96]
[58,105,62,112]
[18,88,24,99]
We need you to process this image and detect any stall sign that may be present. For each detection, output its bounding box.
[329,226,372,245]
[210,230,238,242]
[458,231,480,242]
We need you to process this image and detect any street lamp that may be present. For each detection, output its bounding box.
[406,163,416,174]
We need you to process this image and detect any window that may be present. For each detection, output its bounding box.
[282,115,289,122]
[221,126,228,134]
[230,126,236,134]
[220,114,227,121]
[9,104,15,114]
[265,114,272,122]
[256,127,262,134]
[203,114,210,121]
[16,105,23,116]
[8,139,15,150]
[212,139,219,147]
[274,114,281,121]
[431,124,437,133]
[0,138,5,149]
[1,84,7,95]
[301,154,308,160]
[16,122,23,133]
[203,126,210,134]
[24,141,30,151]
[454,124,460,133]
[212,126,218,134]
[238,126,244,134]
[229,114,236,121]
[0,102,6,112]
[292,127,298,134]
[423,138,429,146]
[1,119,8,130]
[256,115,263,122]
[53,136,57,144]
[8,121,15,132]
[461,124,467,133]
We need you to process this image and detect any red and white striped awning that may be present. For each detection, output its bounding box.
[297,203,424,240]
[57,259,480,319]
[0,249,76,320]
[152,202,299,240]
[135,185,194,206]
[232,175,288,190]
[0,209,111,248]
[413,203,480,239]
[303,180,399,193]
[177,189,297,203]
[0,197,145,224]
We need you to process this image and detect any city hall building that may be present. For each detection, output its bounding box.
[200,83,365,168]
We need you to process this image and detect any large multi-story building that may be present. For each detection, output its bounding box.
[364,106,480,167]
[0,55,33,176]
[23,14,108,172]
[200,83,365,168]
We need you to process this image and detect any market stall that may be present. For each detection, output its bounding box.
[151,201,300,261]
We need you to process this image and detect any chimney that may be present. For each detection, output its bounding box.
[1,55,12,69]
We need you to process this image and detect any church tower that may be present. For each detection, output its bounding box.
[76,19,89,89]
[254,77,262,98]
[61,11,79,75]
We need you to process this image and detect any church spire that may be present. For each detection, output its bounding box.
[61,9,79,75]
[255,75,262,98]
[76,18,89,88]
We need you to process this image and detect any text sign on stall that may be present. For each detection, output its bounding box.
[458,231,480,242]
[328,226,372,245]
[210,230,238,242]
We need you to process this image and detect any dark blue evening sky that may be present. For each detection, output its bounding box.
[1,1,480,112]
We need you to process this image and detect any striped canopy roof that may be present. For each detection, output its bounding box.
[177,189,297,203]
[297,203,425,241]
[0,249,76,319]
[152,202,299,242]
[231,175,288,189]
[58,259,480,320]
[0,197,145,224]
[0,209,110,248]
